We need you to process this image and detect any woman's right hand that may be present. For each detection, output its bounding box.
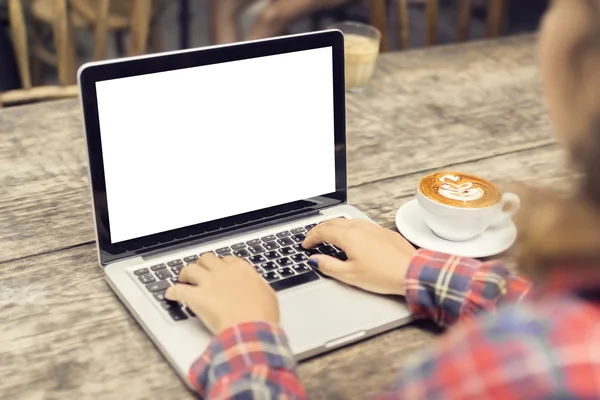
[303,218,417,296]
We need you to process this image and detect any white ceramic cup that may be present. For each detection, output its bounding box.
[416,188,521,242]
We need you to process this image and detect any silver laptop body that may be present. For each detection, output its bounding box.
[78,30,411,389]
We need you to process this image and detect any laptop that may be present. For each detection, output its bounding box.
[78,30,412,389]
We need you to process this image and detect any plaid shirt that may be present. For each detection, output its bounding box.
[189,249,600,399]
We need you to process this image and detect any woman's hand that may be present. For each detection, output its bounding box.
[303,219,417,296]
[165,253,279,334]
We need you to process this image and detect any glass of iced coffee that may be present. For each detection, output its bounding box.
[330,22,381,92]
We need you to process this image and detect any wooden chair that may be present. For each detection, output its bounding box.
[28,0,161,64]
[370,0,508,52]
[2,0,155,107]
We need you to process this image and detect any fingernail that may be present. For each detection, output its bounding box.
[164,287,173,299]
[307,258,319,270]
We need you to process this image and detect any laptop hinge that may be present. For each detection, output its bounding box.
[140,209,322,261]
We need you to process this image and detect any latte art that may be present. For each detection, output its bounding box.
[438,174,485,202]
[418,171,502,208]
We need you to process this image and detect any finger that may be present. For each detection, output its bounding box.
[196,252,221,270]
[308,254,350,279]
[234,256,253,267]
[303,223,352,249]
[179,263,210,285]
[165,283,200,304]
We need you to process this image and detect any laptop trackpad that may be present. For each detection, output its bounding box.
[279,281,379,353]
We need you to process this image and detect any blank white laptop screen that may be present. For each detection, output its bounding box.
[95,47,337,244]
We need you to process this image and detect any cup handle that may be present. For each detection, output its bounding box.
[490,193,521,227]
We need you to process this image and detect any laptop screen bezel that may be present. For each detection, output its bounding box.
[79,30,347,265]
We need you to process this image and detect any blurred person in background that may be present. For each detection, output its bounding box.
[210,0,353,44]
[210,0,549,47]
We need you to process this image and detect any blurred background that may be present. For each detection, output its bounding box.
[0,0,548,106]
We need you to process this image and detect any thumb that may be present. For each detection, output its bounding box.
[308,254,348,278]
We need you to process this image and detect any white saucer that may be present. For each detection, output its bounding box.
[395,199,517,258]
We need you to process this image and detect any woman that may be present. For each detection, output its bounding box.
[210,0,352,45]
[168,0,600,397]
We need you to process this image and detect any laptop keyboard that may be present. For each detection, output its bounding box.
[133,219,349,321]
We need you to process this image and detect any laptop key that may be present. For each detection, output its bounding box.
[254,265,264,273]
[171,265,183,275]
[231,243,246,250]
[183,255,198,263]
[155,269,172,280]
[280,247,295,256]
[291,253,308,263]
[216,247,231,255]
[150,264,166,271]
[276,257,293,267]
[305,223,317,231]
[234,249,251,258]
[262,271,280,282]
[306,248,321,256]
[138,274,156,284]
[134,268,149,276]
[270,271,320,292]
[261,261,278,271]
[248,245,265,254]
[246,238,261,246]
[294,263,311,273]
[185,307,196,317]
[277,237,294,247]
[292,234,306,243]
[168,308,188,321]
[278,267,295,278]
[290,227,305,234]
[334,251,348,261]
[261,235,276,242]
[145,280,171,292]
[263,241,279,251]
[248,255,266,264]
[319,245,337,255]
[276,231,291,238]
[293,244,308,254]
[171,276,179,284]
[264,251,280,260]
[167,260,183,267]
[153,291,166,301]
[161,300,179,310]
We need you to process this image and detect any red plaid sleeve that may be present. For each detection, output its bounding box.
[376,297,600,399]
[188,321,305,399]
[404,249,532,328]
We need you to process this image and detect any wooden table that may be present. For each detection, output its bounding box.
[0,35,572,399]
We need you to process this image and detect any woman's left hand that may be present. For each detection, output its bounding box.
[165,253,279,334]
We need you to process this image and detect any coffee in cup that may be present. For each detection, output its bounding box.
[417,171,520,241]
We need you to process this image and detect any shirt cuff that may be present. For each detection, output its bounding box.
[404,249,484,327]
[188,321,297,396]
[404,249,531,328]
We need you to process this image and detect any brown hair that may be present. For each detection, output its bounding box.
[516,0,600,280]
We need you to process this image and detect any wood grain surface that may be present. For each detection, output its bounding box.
[0,35,573,399]
[0,144,572,400]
